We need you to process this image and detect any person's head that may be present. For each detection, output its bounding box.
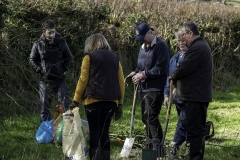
[135,23,154,45]
[42,19,56,42]
[174,30,188,53]
[84,33,111,53]
[181,22,200,47]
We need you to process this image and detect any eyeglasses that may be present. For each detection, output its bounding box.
[182,31,190,37]
[177,40,185,44]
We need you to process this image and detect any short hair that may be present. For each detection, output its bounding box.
[84,33,111,53]
[182,22,200,35]
[42,20,56,30]
[174,30,182,42]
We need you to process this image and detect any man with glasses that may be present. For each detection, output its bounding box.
[126,23,170,158]
[164,30,190,159]
[169,22,213,160]
[30,19,72,122]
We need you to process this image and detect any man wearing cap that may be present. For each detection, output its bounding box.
[127,23,170,158]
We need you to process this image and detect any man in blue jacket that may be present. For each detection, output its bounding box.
[30,19,72,122]
[164,30,189,159]
[170,22,213,160]
[127,23,170,158]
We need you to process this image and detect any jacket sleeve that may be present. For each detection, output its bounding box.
[62,40,72,72]
[163,71,170,96]
[29,41,41,72]
[118,62,125,105]
[164,53,178,96]
[146,42,170,79]
[73,55,90,103]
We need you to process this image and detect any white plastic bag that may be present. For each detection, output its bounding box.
[62,107,87,160]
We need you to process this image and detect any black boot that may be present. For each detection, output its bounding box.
[169,141,179,160]
[189,140,204,160]
[182,143,190,158]
[144,137,153,149]
[152,138,166,158]
[102,150,110,160]
[89,148,101,160]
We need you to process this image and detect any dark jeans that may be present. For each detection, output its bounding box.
[173,103,189,146]
[85,101,116,150]
[39,79,69,122]
[139,91,164,145]
[185,101,208,160]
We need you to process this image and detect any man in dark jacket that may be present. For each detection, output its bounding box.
[127,23,170,158]
[30,19,72,122]
[170,22,213,160]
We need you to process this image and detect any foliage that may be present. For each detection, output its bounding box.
[0,0,240,159]
[0,0,240,96]
[0,0,240,158]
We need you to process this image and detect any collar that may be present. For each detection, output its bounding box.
[141,36,157,49]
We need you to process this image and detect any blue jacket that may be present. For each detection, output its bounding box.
[164,50,185,104]
[134,36,170,92]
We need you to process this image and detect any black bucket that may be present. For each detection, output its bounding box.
[142,149,157,160]
[142,145,166,160]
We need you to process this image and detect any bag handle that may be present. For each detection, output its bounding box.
[205,121,214,140]
[54,104,64,120]
[53,104,64,138]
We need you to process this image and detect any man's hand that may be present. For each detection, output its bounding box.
[168,76,177,87]
[132,71,147,84]
[132,73,140,84]
[114,105,123,121]
[163,96,169,109]
[69,100,79,110]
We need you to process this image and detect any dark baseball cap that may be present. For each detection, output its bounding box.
[135,23,154,41]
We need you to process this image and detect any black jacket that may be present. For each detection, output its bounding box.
[171,36,213,102]
[29,33,72,80]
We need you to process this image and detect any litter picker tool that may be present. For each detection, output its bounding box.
[162,80,174,144]
[160,80,174,159]
[119,82,139,158]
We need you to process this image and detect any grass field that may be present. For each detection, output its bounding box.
[1,0,240,159]
[0,85,239,160]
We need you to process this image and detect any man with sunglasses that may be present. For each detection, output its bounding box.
[169,22,213,160]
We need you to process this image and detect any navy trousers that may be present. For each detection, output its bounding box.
[173,103,189,146]
[139,91,164,147]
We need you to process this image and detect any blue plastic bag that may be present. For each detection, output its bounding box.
[35,120,54,144]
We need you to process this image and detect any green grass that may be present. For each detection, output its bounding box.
[109,85,240,160]
[0,85,239,160]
